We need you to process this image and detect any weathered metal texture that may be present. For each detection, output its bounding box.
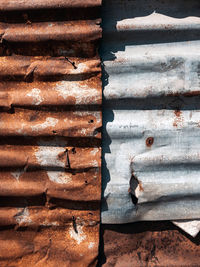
[101,0,200,224]
[0,0,101,11]
[100,222,200,266]
[0,1,101,267]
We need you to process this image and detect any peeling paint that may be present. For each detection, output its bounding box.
[11,169,24,181]
[90,148,99,156]
[69,225,86,245]
[47,171,72,184]
[35,146,66,168]
[54,81,99,104]
[31,117,58,132]
[27,88,43,105]
[88,242,95,249]
[14,208,32,225]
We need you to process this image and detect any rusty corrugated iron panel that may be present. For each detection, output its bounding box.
[0,1,101,266]
[100,222,200,267]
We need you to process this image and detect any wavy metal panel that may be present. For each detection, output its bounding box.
[100,0,200,265]
[100,222,200,267]
[102,0,200,224]
[0,1,102,266]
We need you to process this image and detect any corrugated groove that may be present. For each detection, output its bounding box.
[0,1,102,266]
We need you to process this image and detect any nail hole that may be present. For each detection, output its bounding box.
[72,148,76,154]
[85,180,88,184]
[89,119,94,123]
[146,137,154,147]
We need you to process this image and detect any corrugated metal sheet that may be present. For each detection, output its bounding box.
[101,0,200,225]
[0,1,102,267]
[100,222,200,267]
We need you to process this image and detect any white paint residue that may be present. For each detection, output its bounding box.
[74,111,92,116]
[88,242,95,249]
[42,220,59,226]
[69,225,86,245]
[77,63,88,72]
[54,81,98,104]
[11,169,24,181]
[15,207,32,225]
[47,171,72,184]
[80,128,87,135]
[35,146,65,167]
[90,160,98,167]
[93,111,101,123]
[31,117,58,132]
[17,123,26,135]
[90,148,99,156]
[27,88,43,105]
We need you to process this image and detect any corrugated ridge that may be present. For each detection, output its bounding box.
[0,0,101,11]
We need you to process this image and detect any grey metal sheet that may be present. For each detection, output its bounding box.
[101,0,200,224]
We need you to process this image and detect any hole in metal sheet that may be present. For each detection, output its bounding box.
[129,172,144,206]
[146,137,154,147]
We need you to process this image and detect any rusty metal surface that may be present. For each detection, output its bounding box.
[0,1,102,266]
[99,222,200,267]
[101,0,200,225]
[0,0,101,11]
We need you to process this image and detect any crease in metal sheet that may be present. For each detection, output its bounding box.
[101,0,200,236]
[0,1,102,266]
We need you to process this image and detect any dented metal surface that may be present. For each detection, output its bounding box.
[101,0,200,224]
[0,1,101,266]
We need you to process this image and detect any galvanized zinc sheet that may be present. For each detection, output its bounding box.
[101,0,200,224]
[0,1,102,266]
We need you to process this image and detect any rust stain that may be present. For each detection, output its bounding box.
[101,222,200,267]
[138,181,144,192]
[173,109,183,128]
[0,1,102,266]
[146,137,154,147]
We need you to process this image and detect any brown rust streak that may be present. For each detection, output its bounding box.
[173,109,183,127]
